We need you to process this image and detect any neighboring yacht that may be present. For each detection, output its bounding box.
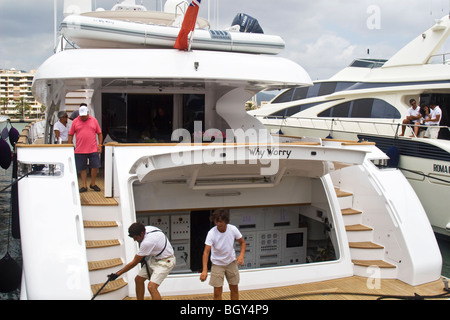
[251,15,450,239]
[14,1,444,299]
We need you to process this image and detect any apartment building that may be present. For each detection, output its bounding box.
[0,68,43,118]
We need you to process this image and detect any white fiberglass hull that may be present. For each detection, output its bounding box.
[16,139,442,299]
[60,15,285,54]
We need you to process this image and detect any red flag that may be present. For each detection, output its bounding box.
[174,0,201,50]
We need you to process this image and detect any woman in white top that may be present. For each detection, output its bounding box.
[53,111,70,143]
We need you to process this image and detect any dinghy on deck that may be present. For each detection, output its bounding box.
[60,7,285,54]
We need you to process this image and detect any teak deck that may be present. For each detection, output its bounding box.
[154,276,449,300]
[78,175,118,206]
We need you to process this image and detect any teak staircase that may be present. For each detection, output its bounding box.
[336,188,397,279]
[80,184,397,298]
[79,179,128,300]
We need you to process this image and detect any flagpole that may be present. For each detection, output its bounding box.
[174,0,202,51]
[189,0,201,51]
[208,0,210,23]
[216,0,219,29]
[54,0,58,50]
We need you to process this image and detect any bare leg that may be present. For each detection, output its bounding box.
[135,275,146,300]
[414,123,420,137]
[148,281,162,300]
[213,286,223,300]
[229,284,239,300]
[90,167,98,187]
[80,170,87,188]
[400,119,409,136]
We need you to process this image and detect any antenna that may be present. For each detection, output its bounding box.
[54,0,58,49]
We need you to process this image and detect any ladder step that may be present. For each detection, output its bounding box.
[349,241,384,249]
[86,239,120,249]
[346,224,373,232]
[352,260,396,268]
[91,278,127,296]
[341,208,362,215]
[335,188,353,197]
[84,220,118,228]
[88,258,123,271]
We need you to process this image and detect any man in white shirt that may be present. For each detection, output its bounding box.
[400,99,422,136]
[53,111,70,143]
[109,222,175,300]
[200,209,246,300]
[424,101,442,138]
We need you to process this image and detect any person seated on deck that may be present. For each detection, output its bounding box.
[400,99,422,137]
[423,101,442,139]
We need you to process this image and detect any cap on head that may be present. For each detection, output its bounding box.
[79,105,89,116]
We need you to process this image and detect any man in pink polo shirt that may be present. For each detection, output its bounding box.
[68,104,103,193]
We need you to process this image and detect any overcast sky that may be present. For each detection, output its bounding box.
[1,0,450,79]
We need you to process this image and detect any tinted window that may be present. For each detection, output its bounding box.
[269,109,288,118]
[351,98,373,118]
[270,82,356,103]
[371,99,401,118]
[331,102,351,117]
[292,87,309,101]
[269,102,321,117]
[318,82,337,96]
[183,94,205,133]
[318,107,331,117]
[272,88,294,103]
[335,82,357,91]
[318,99,401,119]
[306,83,320,98]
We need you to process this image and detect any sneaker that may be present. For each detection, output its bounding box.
[90,185,101,192]
[79,187,87,193]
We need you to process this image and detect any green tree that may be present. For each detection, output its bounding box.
[39,105,46,119]
[14,97,31,118]
[0,97,9,115]
[245,101,258,111]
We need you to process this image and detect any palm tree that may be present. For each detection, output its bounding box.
[14,97,31,119]
[0,97,9,115]
[39,105,47,119]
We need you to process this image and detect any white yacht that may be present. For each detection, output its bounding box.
[252,15,450,239]
[14,1,444,300]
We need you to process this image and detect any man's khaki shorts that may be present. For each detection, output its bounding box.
[138,255,176,285]
[209,261,240,287]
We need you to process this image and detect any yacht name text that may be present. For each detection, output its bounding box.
[249,147,292,159]
[433,163,450,174]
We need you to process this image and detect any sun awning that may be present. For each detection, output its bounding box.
[129,143,368,188]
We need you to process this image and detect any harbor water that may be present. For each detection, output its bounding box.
[0,165,22,300]
[0,122,448,300]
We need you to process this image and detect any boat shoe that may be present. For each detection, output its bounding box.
[90,185,101,192]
